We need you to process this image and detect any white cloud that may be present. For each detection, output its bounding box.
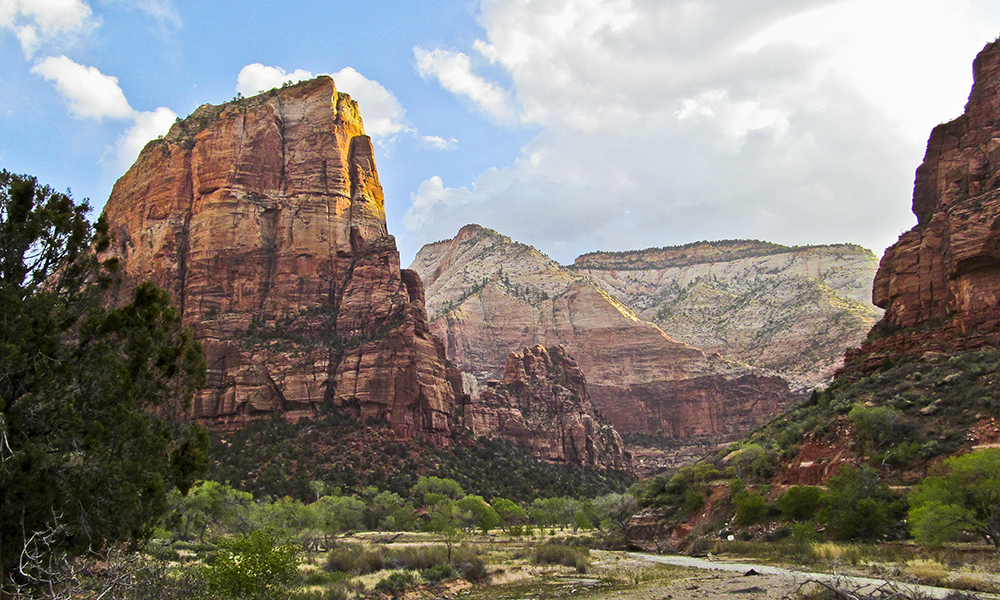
[235,64,413,140]
[236,63,314,96]
[30,54,175,172]
[421,135,457,150]
[330,67,409,138]
[404,0,1000,264]
[105,0,181,27]
[114,105,177,169]
[31,54,133,119]
[0,0,94,56]
[414,47,517,121]
[405,176,475,234]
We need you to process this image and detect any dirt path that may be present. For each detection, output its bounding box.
[628,553,1000,600]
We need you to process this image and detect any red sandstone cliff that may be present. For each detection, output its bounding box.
[846,38,1000,371]
[468,344,631,471]
[101,77,460,437]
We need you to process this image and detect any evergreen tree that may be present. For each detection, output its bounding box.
[0,171,207,593]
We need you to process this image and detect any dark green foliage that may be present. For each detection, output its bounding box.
[730,482,772,526]
[373,571,417,595]
[636,462,725,524]
[776,486,822,522]
[742,348,1000,478]
[0,171,206,591]
[207,410,634,503]
[819,465,906,541]
[420,563,455,582]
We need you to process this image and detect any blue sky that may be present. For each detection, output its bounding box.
[3,1,1000,266]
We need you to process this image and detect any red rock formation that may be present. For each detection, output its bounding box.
[467,344,631,471]
[846,39,1000,372]
[100,77,460,437]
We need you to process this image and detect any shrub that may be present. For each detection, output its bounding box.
[324,544,386,574]
[374,571,417,595]
[420,563,456,582]
[776,486,822,522]
[533,542,590,572]
[820,465,906,541]
[203,530,300,600]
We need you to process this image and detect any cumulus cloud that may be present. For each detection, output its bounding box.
[236,63,454,144]
[330,66,410,138]
[406,176,476,233]
[31,55,133,119]
[30,55,175,171]
[236,63,314,96]
[404,0,1000,263]
[0,0,95,56]
[113,105,177,169]
[414,47,517,122]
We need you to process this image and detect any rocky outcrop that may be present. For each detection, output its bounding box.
[573,241,882,389]
[467,344,631,471]
[846,39,1000,372]
[411,225,797,440]
[101,77,461,437]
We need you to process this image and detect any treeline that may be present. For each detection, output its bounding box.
[165,475,637,547]
[208,409,635,504]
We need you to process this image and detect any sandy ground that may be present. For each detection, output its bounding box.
[441,551,1000,600]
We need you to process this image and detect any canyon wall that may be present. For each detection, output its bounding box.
[846,38,1000,372]
[101,77,460,437]
[411,225,797,440]
[574,241,882,389]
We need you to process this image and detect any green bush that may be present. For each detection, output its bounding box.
[203,530,301,600]
[776,486,822,522]
[324,544,386,574]
[733,489,770,526]
[420,563,456,582]
[374,571,417,595]
[819,465,906,541]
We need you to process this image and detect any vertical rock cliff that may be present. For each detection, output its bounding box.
[468,344,631,471]
[846,38,1000,371]
[101,77,461,437]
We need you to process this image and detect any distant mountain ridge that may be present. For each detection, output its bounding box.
[411,224,799,450]
[573,241,882,388]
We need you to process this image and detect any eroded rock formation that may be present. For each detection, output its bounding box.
[411,224,797,440]
[101,77,460,437]
[467,344,631,471]
[846,38,1000,372]
[574,242,881,389]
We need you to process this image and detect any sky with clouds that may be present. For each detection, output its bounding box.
[3,1,1000,266]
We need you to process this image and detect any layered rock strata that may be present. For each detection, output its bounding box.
[573,241,882,389]
[411,225,797,439]
[467,344,631,471]
[846,38,1000,372]
[101,77,460,437]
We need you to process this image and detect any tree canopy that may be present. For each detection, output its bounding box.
[909,448,1000,548]
[0,170,207,592]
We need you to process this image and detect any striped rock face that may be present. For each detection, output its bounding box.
[101,77,461,438]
